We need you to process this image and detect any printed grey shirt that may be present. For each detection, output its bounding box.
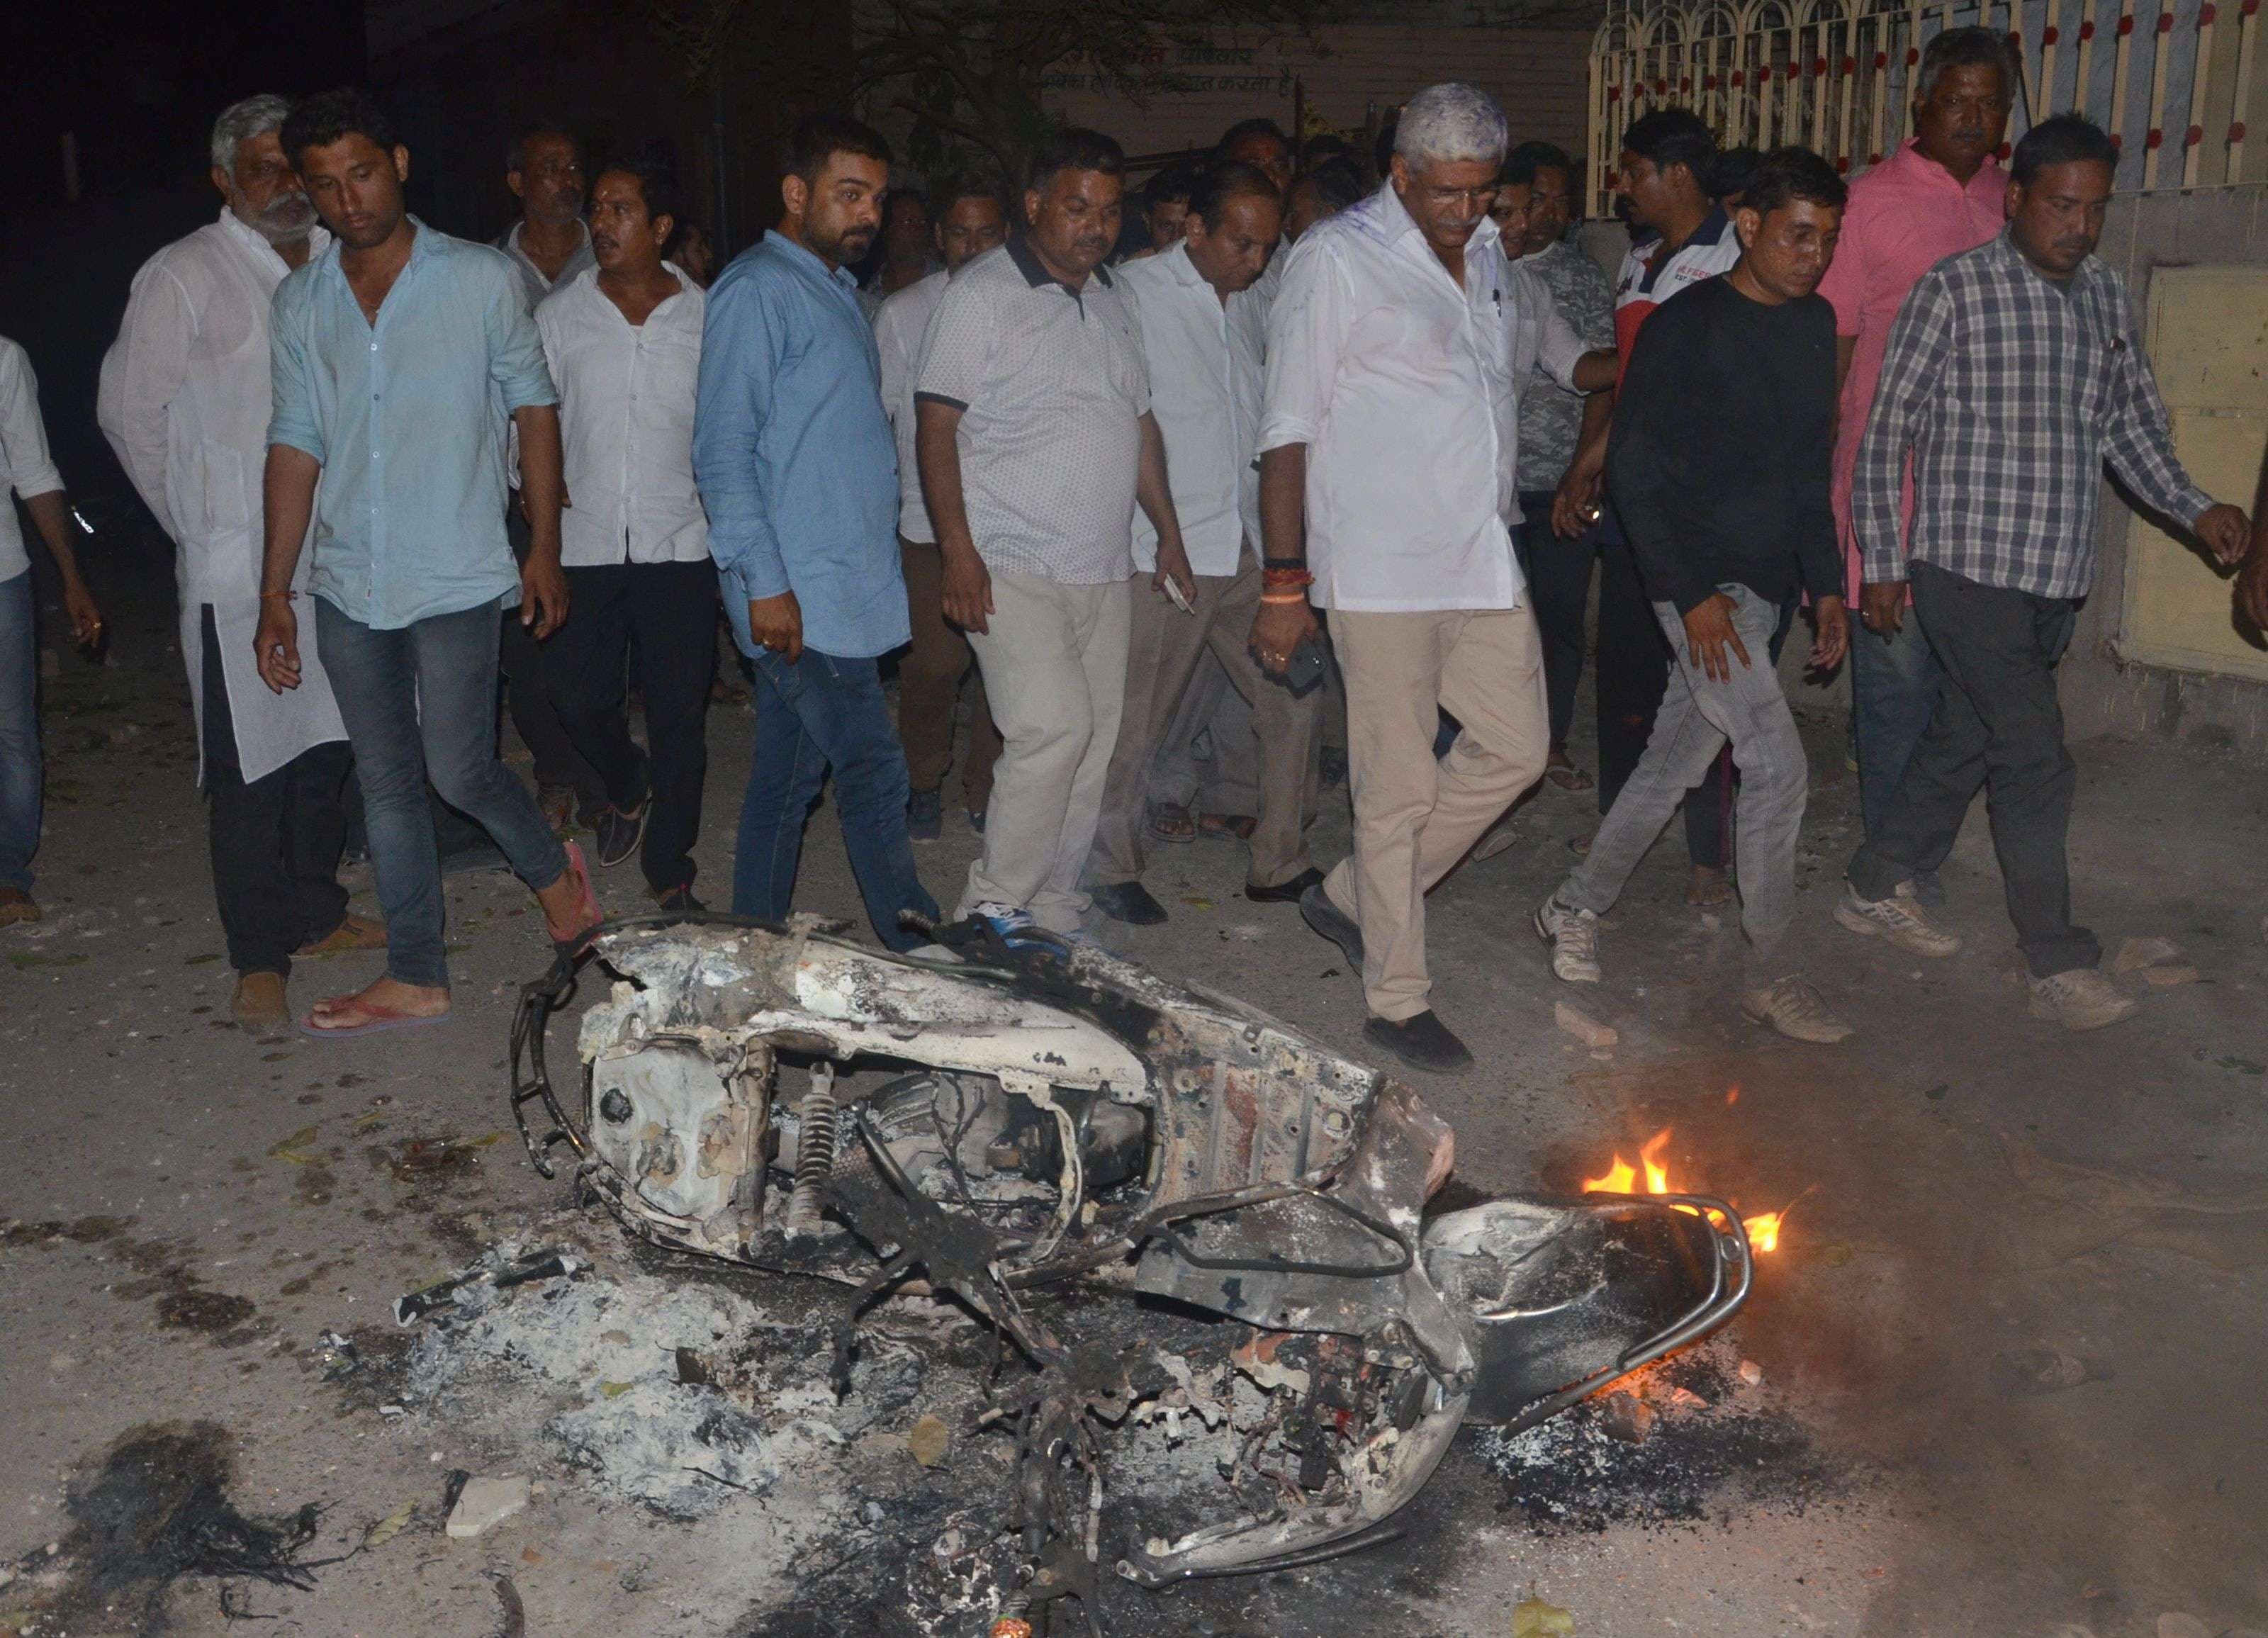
[1513,237,1615,494]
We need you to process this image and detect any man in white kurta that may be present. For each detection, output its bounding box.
[99,95,377,1036]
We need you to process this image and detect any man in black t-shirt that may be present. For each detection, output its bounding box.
[1536,147,1854,1043]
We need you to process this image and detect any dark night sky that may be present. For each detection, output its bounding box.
[4,0,367,478]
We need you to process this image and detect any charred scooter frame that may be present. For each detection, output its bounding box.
[510,912,1752,1622]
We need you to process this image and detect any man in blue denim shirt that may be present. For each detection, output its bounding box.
[254,89,603,1038]
[694,112,935,950]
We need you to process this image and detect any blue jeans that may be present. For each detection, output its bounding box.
[738,648,936,951]
[1851,610,1944,838]
[316,597,568,987]
[0,572,37,892]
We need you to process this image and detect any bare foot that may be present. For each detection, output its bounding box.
[536,841,603,945]
[305,975,450,1030]
[1543,753,1593,793]
[1687,864,1731,908]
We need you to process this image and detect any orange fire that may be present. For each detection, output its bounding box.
[1580,1126,1790,1253]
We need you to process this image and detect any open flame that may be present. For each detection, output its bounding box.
[1581,1126,1791,1253]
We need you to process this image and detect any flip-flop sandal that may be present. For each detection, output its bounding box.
[298,1002,454,1040]
[1545,764,1594,792]
[1198,812,1256,841]
[1147,802,1196,845]
[550,838,607,956]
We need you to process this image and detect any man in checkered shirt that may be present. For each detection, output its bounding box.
[1835,114,2251,1031]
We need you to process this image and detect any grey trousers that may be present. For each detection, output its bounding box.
[959,571,1132,933]
[1558,583,1808,982]
[1091,555,1319,890]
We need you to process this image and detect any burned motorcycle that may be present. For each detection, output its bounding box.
[510,914,1751,1622]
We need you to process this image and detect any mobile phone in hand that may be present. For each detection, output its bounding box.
[1283,634,1327,697]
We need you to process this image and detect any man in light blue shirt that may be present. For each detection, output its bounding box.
[694,111,934,950]
[254,89,603,1038]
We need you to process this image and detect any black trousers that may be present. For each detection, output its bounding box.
[545,560,717,894]
[503,505,606,812]
[200,606,352,977]
[1514,492,1597,753]
[1848,561,2094,977]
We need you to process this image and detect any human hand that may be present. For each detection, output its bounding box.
[941,542,994,636]
[1680,593,1751,684]
[61,577,103,649]
[2196,503,2250,566]
[254,598,301,692]
[1154,539,1196,610]
[747,590,804,661]
[520,554,571,639]
[1809,595,1850,671]
[1551,457,1604,539]
[1248,597,1319,678]
[1859,580,1907,636]
[2238,542,2268,630]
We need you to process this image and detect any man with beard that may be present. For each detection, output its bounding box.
[495,122,604,832]
[875,174,1011,841]
[1088,162,1321,926]
[99,94,377,1038]
[1538,147,1853,1043]
[534,161,714,911]
[916,128,1189,944]
[694,114,936,949]
[257,89,602,1038]
[1837,116,2249,1029]
[1817,28,2015,902]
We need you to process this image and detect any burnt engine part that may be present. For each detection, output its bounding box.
[504,912,1754,1608]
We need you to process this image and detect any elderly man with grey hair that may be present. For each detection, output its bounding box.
[98,94,374,1040]
[1252,82,1614,1071]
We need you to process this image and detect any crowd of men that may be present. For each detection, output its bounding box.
[1,50,2264,1067]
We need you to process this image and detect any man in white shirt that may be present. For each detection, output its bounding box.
[97,95,374,1035]
[1,337,102,930]
[875,175,1009,840]
[1252,83,1613,1072]
[535,160,714,911]
[1087,162,1319,926]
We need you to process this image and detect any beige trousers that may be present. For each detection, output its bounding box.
[958,571,1132,933]
[1090,554,1320,890]
[1323,605,1549,1021]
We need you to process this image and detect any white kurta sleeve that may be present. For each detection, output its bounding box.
[96,259,196,539]
[1259,237,1350,454]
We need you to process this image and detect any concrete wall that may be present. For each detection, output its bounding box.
[2068,187,2268,764]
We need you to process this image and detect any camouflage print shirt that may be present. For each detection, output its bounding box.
[1513,237,1616,493]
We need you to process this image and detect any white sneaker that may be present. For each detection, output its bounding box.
[1835,880,1962,958]
[1535,895,1602,983]
[2028,967,2139,1031]
[1741,976,1853,1043]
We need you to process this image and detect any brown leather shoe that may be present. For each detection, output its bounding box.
[0,886,38,926]
[298,913,387,956]
[231,971,290,1036]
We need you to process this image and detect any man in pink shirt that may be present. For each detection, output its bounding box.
[1818,26,2012,902]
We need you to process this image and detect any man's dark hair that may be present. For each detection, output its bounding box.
[1187,161,1283,229]
[1146,162,1200,210]
[1710,145,1765,202]
[1917,24,2017,100]
[1301,133,1352,170]
[1620,107,1718,186]
[595,158,683,230]
[1216,116,1291,162]
[507,120,580,174]
[1374,113,1399,179]
[2011,113,2119,185]
[1299,158,1368,216]
[1503,140,1576,188]
[279,88,398,168]
[1026,127,1125,193]
[885,187,931,225]
[936,172,1011,220]
[784,112,892,187]
[1736,145,1848,215]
